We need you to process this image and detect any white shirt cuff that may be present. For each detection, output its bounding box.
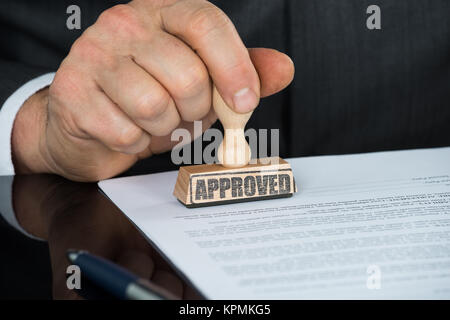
[0,73,55,175]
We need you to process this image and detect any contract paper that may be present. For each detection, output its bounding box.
[99,147,450,299]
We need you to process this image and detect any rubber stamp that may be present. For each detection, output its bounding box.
[174,86,296,208]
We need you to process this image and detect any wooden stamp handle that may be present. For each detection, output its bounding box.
[213,86,253,168]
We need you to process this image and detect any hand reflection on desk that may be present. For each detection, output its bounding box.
[12,174,201,300]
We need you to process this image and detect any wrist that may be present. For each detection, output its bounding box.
[11,88,52,174]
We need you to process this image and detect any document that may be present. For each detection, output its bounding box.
[99,147,450,299]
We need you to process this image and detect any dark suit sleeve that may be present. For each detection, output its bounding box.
[0,0,74,109]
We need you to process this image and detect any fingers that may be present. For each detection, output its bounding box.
[74,89,151,154]
[145,107,217,156]
[161,0,260,113]
[133,32,212,122]
[248,48,295,98]
[97,57,181,136]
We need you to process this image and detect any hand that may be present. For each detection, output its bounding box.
[12,0,295,182]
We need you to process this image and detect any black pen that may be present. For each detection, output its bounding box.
[67,250,175,300]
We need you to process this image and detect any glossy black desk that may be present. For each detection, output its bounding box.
[0,174,200,300]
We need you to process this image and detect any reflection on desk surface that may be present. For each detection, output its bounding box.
[0,174,200,300]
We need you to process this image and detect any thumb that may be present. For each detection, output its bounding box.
[249,48,295,98]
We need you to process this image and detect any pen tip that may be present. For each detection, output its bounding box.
[66,249,79,262]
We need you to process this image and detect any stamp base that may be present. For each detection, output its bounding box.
[173,157,296,208]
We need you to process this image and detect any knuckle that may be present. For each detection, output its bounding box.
[113,125,144,149]
[134,91,170,120]
[70,36,113,67]
[154,113,181,137]
[97,4,146,39]
[188,4,231,38]
[175,64,209,98]
[50,67,81,100]
[70,36,98,59]
[76,116,98,140]
[98,4,135,26]
[182,102,210,122]
[173,114,182,130]
[72,37,121,72]
[168,112,182,130]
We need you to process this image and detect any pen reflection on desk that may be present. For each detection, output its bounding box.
[67,250,176,300]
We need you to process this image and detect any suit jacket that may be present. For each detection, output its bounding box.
[1,0,449,175]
